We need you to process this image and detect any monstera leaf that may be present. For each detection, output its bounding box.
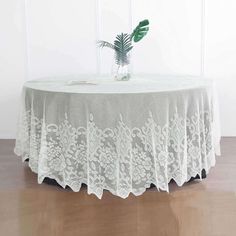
[131,19,149,42]
[114,33,133,66]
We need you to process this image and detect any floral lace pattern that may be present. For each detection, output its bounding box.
[15,107,217,199]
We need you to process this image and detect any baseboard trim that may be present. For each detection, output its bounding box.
[0,135,16,139]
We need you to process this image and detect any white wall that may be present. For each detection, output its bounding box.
[25,0,98,78]
[0,0,236,137]
[25,0,203,77]
[0,0,26,138]
[205,0,236,136]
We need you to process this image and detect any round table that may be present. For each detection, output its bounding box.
[14,75,221,198]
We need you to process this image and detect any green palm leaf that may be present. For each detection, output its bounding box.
[114,33,133,66]
[97,40,115,50]
[97,19,149,67]
[131,19,149,43]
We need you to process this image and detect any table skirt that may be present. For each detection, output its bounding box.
[14,77,221,198]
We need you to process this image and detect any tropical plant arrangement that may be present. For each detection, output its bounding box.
[97,19,149,81]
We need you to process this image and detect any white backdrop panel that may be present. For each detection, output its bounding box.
[0,0,26,138]
[26,0,97,79]
[132,0,202,75]
[205,0,236,135]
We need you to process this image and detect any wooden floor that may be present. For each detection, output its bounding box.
[0,139,236,236]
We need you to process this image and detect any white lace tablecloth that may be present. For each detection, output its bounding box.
[14,75,221,198]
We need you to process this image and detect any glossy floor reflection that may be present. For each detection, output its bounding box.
[0,138,236,236]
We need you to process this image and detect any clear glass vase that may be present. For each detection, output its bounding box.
[112,63,131,81]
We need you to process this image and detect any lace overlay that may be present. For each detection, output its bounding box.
[15,108,216,199]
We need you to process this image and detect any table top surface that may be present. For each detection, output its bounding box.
[24,75,213,94]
